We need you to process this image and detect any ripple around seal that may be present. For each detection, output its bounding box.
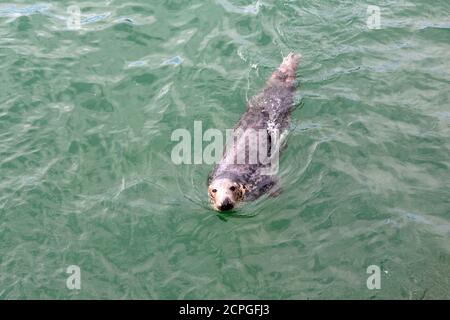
[1,0,450,299]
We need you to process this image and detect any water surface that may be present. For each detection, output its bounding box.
[0,0,449,299]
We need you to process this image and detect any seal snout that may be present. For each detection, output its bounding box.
[218,198,234,211]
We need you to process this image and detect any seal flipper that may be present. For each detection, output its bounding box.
[268,180,282,198]
[269,52,301,86]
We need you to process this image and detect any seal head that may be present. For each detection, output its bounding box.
[208,177,245,211]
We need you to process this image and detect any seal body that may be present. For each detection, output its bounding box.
[208,53,300,211]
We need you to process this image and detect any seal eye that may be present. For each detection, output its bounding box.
[229,186,236,191]
[212,189,217,193]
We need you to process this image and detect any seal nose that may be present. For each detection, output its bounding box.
[218,198,234,211]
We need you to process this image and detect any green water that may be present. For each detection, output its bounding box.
[0,0,449,299]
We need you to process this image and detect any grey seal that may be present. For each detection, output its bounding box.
[208,53,300,211]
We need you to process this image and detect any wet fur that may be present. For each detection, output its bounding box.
[208,53,300,206]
